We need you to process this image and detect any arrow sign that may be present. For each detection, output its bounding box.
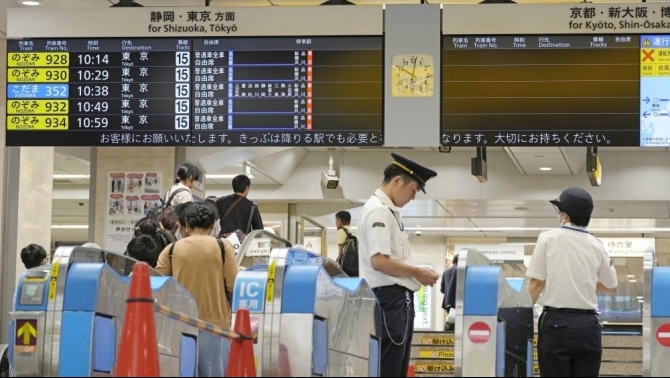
[644,97,650,104]
[643,111,650,118]
[15,319,37,346]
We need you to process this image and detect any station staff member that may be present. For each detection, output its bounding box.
[526,187,618,377]
[358,153,440,377]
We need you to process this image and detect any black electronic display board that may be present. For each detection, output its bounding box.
[441,35,640,147]
[6,36,383,147]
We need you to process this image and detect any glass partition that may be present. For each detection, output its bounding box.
[299,215,327,256]
[236,229,292,269]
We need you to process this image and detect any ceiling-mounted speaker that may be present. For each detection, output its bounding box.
[471,146,487,183]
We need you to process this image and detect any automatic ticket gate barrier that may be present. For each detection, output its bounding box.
[643,246,670,377]
[7,246,199,377]
[454,249,534,377]
[231,247,381,377]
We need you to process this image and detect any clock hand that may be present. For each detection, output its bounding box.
[411,58,418,77]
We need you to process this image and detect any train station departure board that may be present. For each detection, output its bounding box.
[6,36,383,147]
[441,35,640,147]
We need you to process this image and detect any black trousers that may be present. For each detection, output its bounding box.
[374,285,415,377]
[537,309,602,377]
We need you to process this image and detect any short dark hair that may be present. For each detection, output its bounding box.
[335,211,351,225]
[452,254,459,266]
[175,162,201,184]
[20,244,47,269]
[382,164,416,187]
[566,212,590,227]
[183,202,219,229]
[157,207,179,234]
[127,235,159,268]
[232,175,251,193]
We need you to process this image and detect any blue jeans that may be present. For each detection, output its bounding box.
[198,331,231,377]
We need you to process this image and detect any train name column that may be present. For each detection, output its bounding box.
[7,40,70,133]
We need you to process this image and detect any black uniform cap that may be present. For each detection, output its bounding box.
[549,187,594,218]
[391,153,437,194]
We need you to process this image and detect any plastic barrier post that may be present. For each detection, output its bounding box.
[408,364,416,377]
[114,262,160,377]
[227,308,256,377]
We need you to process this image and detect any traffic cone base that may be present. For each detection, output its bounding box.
[408,363,416,377]
[114,262,160,377]
[226,308,256,377]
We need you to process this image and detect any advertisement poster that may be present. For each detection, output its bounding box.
[105,171,163,253]
[414,264,433,330]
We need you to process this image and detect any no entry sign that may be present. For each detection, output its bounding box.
[468,322,491,344]
[657,324,670,347]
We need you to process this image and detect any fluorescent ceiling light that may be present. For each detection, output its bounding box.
[637,296,643,299]
[20,0,42,5]
[53,174,90,179]
[627,275,635,278]
[629,279,637,283]
[206,174,255,179]
[51,225,89,229]
[539,167,552,171]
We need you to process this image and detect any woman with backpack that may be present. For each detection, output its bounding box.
[155,202,238,377]
[165,162,201,207]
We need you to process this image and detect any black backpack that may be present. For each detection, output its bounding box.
[339,228,359,277]
[146,187,188,219]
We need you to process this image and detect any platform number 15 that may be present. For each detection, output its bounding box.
[175,115,189,130]
[176,52,190,66]
[175,67,190,82]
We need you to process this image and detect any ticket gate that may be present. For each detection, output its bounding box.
[643,246,670,377]
[7,246,199,377]
[454,248,534,377]
[231,247,381,377]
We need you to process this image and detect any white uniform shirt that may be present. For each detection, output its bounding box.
[526,224,617,310]
[358,189,421,292]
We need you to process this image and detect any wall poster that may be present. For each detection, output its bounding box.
[105,171,164,253]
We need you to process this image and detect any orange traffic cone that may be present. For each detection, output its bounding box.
[408,364,416,377]
[114,262,160,377]
[226,308,256,377]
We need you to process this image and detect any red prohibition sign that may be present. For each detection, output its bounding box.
[643,49,655,62]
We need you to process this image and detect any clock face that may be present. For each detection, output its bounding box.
[391,54,435,97]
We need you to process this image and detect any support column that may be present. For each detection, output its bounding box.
[1,147,55,343]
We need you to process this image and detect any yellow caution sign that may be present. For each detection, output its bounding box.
[7,116,68,131]
[532,337,537,346]
[7,100,68,115]
[48,259,60,301]
[266,259,276,302]
[533,364,540,375]
[419,350,454,359]
[416,363,454,373]
[7,52,69,67]
[644,38,651,46]
[533,350,538,360]
[7,68,69,83]
[421,335,455,346]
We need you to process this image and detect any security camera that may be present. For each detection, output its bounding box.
[78,203,85,207]
[415,230,422,237]
[322,170,339,189]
